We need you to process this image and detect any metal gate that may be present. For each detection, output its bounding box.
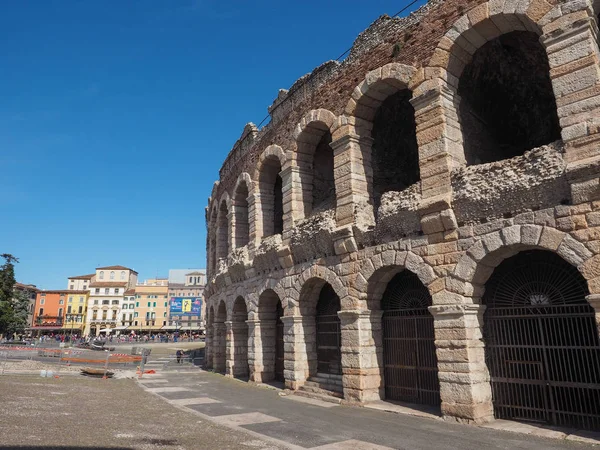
[316,284,342,375]
[275,302,285,381]
[484,250,600,431]
[382,271,440,406]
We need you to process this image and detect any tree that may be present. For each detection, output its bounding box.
[0,254,20,339]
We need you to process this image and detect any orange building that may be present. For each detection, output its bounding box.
[32,290,87,335]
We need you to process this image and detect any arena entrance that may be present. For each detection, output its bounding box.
[316,284,342,376]
[483,250,600,431]
[381,270,440,406]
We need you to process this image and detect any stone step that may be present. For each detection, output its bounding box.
[299,383,344,398]
[294,389,343,405]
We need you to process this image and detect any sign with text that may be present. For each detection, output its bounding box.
[169,297,202,317]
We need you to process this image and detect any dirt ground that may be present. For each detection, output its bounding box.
[0,375,285,450]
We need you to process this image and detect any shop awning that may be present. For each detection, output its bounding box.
[113,326,128,330]
[161,326,177,330]
[31,326,62,331]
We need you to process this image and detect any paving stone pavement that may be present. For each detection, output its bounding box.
[137,369,600,450]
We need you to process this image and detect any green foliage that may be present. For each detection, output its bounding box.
[0,254,22,338]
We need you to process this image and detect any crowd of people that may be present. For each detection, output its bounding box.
[3,331,204,346]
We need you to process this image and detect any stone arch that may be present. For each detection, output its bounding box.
[256,278,287,313]
[216,192,230,261]
[355,250,436,310]
[255,145,286,240]
[293,109,337,218]
[340,63,421,217]
[449,225,594,301]
[426,2,561,166]
[295,265,348,314]
[232,173,252,250]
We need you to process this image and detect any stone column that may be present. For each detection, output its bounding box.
[247,319,277,383]
[410,85,462,234]
[586,294,600,337]
[280,166,297,240]
[330,130,375,228]
[224,321,235,377]
[212,322,226,373]
[281,315,314,390]
[204,324,213,369]
[338,310,383,403]
[541,13,600,203]
[429,304,493,424]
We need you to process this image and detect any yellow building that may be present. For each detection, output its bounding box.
[132,279,169,335]
[62,290,89,336]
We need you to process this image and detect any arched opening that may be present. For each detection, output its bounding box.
[316,284,342,376]
[296,121,336,217]
[258,156,283,238]
[312,132,335,213]
[213,301,227,373]
[483,250,600,430]
[380,270,440,407]
[256,289,285,383]
[233,181,250,249]
[371,90,419,212]
[458,31,561,165]
[231,297,249,379]
[216,200,229,260]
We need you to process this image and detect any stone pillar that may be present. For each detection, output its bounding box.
[249,319,277,382]
[330,130,375,228]
[429,304,493,424]
[280,165,300,241]
[411,85,462,233]
[281,315,314,390]
[225,321,249,378]
[338,310,383,403]
[541,13,600,203]
[586,294,600,337]
[204,324,213,369]
[224,321,234,377]
[212,322,226,373]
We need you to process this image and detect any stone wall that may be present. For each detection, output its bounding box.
[204,0,600,427]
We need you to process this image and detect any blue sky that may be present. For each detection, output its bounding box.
[0,0,426,289]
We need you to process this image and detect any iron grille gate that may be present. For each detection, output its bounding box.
[381,271,440,406]
[484,250,600,431]
[316,284,342,375]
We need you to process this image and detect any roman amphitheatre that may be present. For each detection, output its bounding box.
[204,0,600,431]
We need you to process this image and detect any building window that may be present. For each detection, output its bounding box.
[59,299,64,305]
[105,288,110,295]
[164,302,167,307]
[40,298,45,305]
[68,297,73,303]
[110,271,115,280]
[67,306,72,314]
[163,320,166,326]
[58,308,63,317]
[115,288,119,294]
[136,302,139,307]
[134,312,138,318]
[39,308,44,316]
[134,320,138,326]
[120,271,126,280]
[147,302,151,307]
[153,302,156,307]
[70,285,74,290]
[78,306,83,314]
[102,300,109,305]
[112,300,119,305]
[83,285,87,290]
[163,312,167,317]
[99,271,104,280]
[94,300,99,305]
[95,288,100,294]
[79,297,84,303]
